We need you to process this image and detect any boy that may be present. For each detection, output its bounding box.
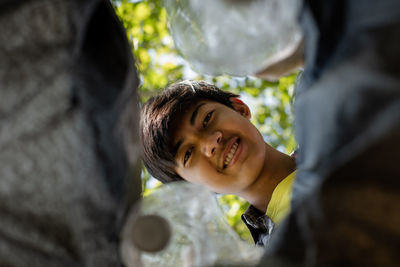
[140,80,296,246]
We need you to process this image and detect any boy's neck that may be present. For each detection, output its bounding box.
[238,142,296,213]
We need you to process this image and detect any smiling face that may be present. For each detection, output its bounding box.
[171,98,267,194]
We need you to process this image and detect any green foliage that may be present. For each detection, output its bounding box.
[113,0,297,243]
[114,0,184,99]
[218,194,252,242]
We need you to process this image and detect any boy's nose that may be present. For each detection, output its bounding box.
[201,131,222,158]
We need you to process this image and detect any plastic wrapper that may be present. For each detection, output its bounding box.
[122,182,263,267]
[163,0,302,76]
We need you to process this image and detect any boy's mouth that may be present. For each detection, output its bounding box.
[223,138,241,169]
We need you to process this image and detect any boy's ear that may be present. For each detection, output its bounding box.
[229,97,251,119]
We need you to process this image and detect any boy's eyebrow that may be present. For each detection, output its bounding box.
[190,102,205,125]
[173,102,205,158]
[172,139,183,157]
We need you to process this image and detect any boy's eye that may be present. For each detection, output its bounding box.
[202,111,214,128]
[184,147,193,165]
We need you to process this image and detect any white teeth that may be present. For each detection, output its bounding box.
[224,142,238,166]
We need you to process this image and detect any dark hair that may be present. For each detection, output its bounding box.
[140,80,239,183]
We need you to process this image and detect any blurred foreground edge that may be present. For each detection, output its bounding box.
[0,0,141,266]
[261,1,400,266]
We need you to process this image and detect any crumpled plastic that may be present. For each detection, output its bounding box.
[163,0,302,76]
[123,182,264,267]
